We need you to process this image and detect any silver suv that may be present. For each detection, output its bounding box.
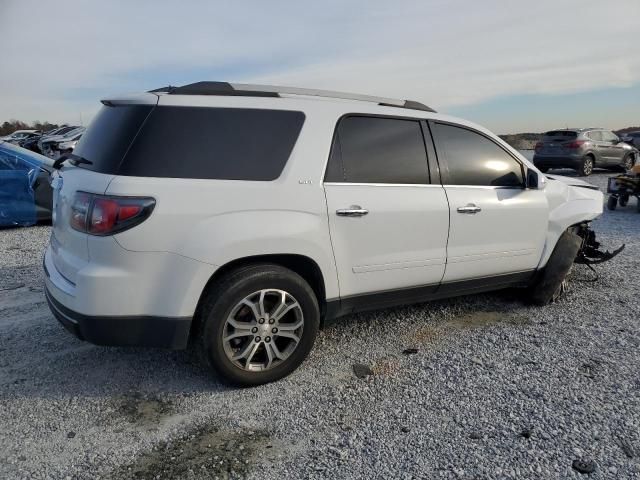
[533,128,638,176]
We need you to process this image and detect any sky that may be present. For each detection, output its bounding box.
[1,0,638,134]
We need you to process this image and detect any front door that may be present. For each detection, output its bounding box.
[430,121,548,283]
[324,115,449,298]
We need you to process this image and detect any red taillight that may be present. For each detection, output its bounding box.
[70,192,155,236]
[565,140,586,149]
[534,142,543,153]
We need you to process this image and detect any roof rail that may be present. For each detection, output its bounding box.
[149,81,436,113]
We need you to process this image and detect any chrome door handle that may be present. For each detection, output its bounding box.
[457,203,481,214]
[336,205,369,217]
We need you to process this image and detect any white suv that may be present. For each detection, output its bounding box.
[44,81,607,385]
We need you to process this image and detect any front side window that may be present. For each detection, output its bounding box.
[601,131,618,142]
[433,123,524,187]
[325,116,429,184]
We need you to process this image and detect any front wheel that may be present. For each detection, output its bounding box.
[196,264,320,386]
[527,229,582,305]
[577,155,594,176]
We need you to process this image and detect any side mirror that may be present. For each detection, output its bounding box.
[526,169,543,189]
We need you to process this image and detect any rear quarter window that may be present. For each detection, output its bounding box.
[76,105,305,181]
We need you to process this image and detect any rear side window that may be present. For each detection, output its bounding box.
[325,116,429,184]
[544,130,577,138]
[75,105,305,180]
[433,123,524,187]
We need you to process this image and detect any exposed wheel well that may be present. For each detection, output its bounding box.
[190,254,327,342]
[584,152,595,164]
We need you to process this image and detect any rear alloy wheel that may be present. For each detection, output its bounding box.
[578,155,594,176]
[621,154,635,171]
[197,264,319,386]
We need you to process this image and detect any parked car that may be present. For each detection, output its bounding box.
[40,128,85,159]
[0,129,41,144]
[533,128,638,176]
[44,82,608,385]
[37,126,81,154]
[619,131,640,148]
[0,141,53,225]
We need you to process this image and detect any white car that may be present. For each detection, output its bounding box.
[44,82,611,385]
[1,129,41,143]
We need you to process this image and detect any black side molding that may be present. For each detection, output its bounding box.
[323,270,535,325]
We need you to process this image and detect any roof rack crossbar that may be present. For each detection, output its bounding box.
[149,82,436,113]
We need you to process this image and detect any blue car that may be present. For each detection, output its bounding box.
[0,141,53,227]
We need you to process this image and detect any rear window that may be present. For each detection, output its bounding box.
[544,130,577,138]
[75,105,305,180]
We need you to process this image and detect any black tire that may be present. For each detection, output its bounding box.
[527,229,582,305]
[538,166,549,173]
[637,198,640,214]
[196,263,319,386]
[619,194,628,207]
[607,195,618,211]
[621,154,635,172]
[577,155,594,176]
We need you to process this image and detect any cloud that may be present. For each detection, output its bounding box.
[1,0,638,128]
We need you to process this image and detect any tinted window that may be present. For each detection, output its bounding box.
[544,130,577,138]
[433,123,524,187]
[76,106,305,180]
[325,116,429,184]
[74,105,153,173]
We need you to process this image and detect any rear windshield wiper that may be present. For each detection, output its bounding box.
[52,153,93,170]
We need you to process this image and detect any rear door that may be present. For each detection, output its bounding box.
[430,121,548,283]
[324,115,449,298]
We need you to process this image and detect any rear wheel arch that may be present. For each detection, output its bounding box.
[191,254,327,340]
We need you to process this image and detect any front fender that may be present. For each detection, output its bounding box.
[538,184,603,268]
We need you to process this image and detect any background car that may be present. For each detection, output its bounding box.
[39,127,85,158]
[533,128,638,176]
[0,141,53,225]
[0,130,41,144]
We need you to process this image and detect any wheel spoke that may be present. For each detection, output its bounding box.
[275,331,300,343]
[270,291,288,319]
[257,290,267,318]
[232,340,257,361]
[223,328,254,342]
[240,299,260,322]
[245,342,260,365]
[227,317,255,330]
[272,301,300,322]
[276,319,303,331]
[267,341,285,360]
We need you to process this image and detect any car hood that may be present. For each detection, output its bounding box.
[545,174,600,190]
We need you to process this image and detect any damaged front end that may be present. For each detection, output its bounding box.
[574,223,625,265]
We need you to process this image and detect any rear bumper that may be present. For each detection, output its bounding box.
[533,155,583,169]
[45,284,192,349]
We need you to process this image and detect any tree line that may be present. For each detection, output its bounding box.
[1,120,65,136]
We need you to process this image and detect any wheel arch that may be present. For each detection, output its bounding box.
[191,253,329,341]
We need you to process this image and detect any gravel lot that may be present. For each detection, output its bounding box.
[1,170,639,479]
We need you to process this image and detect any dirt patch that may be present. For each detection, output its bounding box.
[116,425,275,479]
[116,392,173,427]
[372,356,401,376]
[411,310,529,347]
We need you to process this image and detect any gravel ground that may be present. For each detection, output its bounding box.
[1,170,639,479]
